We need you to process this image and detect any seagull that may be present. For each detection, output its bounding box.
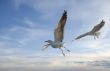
[42,10,70,56]
[75,20,105,40]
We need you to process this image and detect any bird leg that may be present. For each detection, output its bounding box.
[96,35,99,38]
[63,46,70,52]
[59,48,65,56]
[96,32,100,38]
[94,32,100,39]
[42,44,50,51]
[94,36,96,39]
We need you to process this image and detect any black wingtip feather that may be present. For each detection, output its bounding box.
[63,10,67,15]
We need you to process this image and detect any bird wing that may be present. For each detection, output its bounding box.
[75,20,105,40]
[54,10,67,42]
[90,20,105,33]
[75,32,89,40]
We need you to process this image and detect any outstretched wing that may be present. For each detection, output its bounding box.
[75,20,105,40]
[75,32,89,40]
[54,10,67,42]
[90,20,105,33]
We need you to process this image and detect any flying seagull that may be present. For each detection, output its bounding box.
[42,10,70,56]
[75,20,105,40]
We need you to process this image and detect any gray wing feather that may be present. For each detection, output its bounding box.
[75,20,105,40]
[54,10,67,42]
[75,32,89,40]
[90,20,105,33]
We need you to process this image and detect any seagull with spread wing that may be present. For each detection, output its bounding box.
[42,10,70,56]
[75,20,105,40]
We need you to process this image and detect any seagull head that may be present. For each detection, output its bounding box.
[45,40,53,44]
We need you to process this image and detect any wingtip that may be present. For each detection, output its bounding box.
[101,19,105,23]
[63,10,67,15]
[64,10,67,12]
[74,37,79,40]
[74,38,78,40]
[72,39,76,41]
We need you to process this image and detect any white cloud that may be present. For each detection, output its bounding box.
[9,0,110,58]
[12,0,110,39]
[1,52,110,71]
[0,18,51,45]
[1,0,110,71]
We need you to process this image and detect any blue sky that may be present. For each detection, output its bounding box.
[0,0,110,71]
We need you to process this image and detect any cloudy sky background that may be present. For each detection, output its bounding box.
[0,0,110,71]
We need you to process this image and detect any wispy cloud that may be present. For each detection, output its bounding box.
[1,0,110,71]
[0,53,110,71]
[13,0,110,39]
[0,17,51,45]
